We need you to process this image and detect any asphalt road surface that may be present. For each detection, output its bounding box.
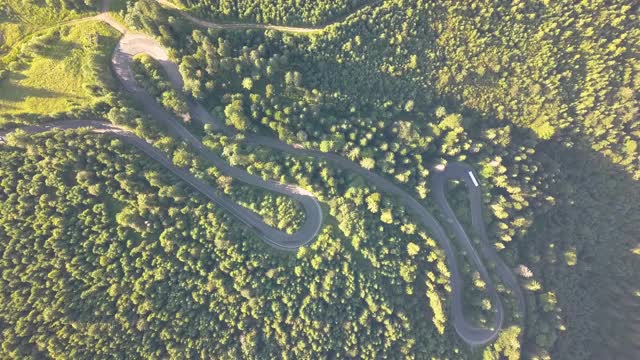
[432,163,526,345]
[0,1,525,346]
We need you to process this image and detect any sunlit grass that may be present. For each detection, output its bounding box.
[0,0,97,54]
[0,20,120,118]
[3,0,96,25]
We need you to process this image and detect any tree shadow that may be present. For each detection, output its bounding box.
[0,82,66,103]
[290,51,640,358]
[521,140,640,359]
[179,16,639,357]
[27,38,78,60]
[430,93,640,358]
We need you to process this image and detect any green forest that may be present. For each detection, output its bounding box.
[170,0,373,26]
[1,0,638,359]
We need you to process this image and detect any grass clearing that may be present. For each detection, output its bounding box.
[0,20,120,123]
[0,0,98,54]
[4,0,96,24]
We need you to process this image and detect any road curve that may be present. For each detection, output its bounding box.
[0,1,525,346]
[432,164,526,344]
[112,41,323,250]
[135,4,526,345]
[0,120,321,250]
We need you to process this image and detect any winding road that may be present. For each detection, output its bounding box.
[432,164,526,344]
[0,0,525,346]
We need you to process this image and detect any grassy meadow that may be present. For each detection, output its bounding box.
[0,0,98,54]
[0,20,120,125]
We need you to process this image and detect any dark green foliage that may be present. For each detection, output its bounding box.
[125,0,189,48]
[2,0,638,358]
[519,143,640,359]
[34,0,97,11]
[164,0,639,357]
[131,54,189,119]
[0,130,459,359]
[175,0,372,26]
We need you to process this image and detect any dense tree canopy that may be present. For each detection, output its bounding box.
[173,0,372,26]
[1,0,638,358]
[126,0,639,356]
[0,130,458,358]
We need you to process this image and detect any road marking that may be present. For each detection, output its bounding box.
[468,171,479,187]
